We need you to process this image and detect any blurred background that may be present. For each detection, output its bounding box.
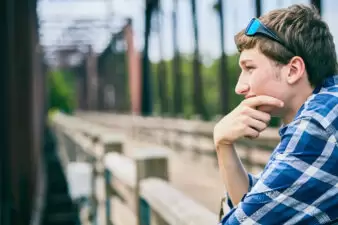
[1,0,333,225]
[40,0,333,123]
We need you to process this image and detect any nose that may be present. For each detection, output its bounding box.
[235,75,250,95]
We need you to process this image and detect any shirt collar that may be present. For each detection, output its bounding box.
[313,74,338,94]
[278,74,338,136]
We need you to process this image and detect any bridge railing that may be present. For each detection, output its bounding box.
[51,112,219,225]
[76,112,280,173]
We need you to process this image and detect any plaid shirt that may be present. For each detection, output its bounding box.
[220,75,338,225]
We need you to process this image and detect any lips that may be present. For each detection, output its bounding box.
[245,94,256,99]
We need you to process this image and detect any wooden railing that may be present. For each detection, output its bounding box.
[51,112,219,225]
[76,112,281,173]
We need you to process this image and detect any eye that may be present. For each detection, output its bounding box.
[246,66,255,73]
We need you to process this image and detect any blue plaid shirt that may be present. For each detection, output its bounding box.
[220,75,338,225]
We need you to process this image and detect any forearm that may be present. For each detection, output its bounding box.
[213,96,282,207]
[216,144,249,206]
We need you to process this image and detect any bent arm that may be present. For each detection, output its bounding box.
[220,118,337,224]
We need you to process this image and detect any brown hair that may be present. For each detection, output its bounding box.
[235,4,338,87]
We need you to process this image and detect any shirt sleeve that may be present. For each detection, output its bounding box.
[220,117,336,225]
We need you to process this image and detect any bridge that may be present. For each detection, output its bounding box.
[51,111,279,225]
[2,0,324,224]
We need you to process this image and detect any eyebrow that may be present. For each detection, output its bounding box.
[239,59,254,66]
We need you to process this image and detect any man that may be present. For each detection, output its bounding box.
[214,4,338,224]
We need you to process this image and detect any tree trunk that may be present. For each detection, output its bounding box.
[156,4,169,114]
[311,0,321,15]
[141,0,157,116]
[255,0,262,17]
[172,0,183,116]
[216,0,229,114]
[190,0,208,119]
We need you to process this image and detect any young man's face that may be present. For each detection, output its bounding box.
[236,47,289,116]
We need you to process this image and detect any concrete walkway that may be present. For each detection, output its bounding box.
[115,129,226,214]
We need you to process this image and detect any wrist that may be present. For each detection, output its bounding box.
[215,141,234,153]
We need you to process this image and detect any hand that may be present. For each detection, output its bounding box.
[213,95,284,147]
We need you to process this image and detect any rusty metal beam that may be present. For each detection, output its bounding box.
[1,0,11,223]
[2,0,46,224]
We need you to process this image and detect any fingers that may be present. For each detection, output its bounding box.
[241,95,284,108]
[246,117,267,132]
[245,107,271,123]
[240,109,269,140]
[244,127,260,139]
[213,95,280,145]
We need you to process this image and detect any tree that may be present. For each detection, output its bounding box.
[214,0,229,114]
[190,0,208,119]
[172,0,183,116]
[255,0,262,17]
[48,69,76,114]
[141,0,159,116]
[156,1,169,114]
[311,0,321,15]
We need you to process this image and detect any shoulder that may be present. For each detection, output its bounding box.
[279,90,338,149]
[296,85,338,134]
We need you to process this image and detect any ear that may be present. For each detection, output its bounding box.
[286,56,306,85]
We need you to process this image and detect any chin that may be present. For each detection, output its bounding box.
[257,105,282,117]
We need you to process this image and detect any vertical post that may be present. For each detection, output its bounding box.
[1,0,11,223]
[172,0,183,116]
[90,154,98,225]
[102,134,125,225]
[255,0,262,17]
[190,0,208,120]
[141,0,157,116]
[82,61,89,110]
[156,4,169,115]
[138,197,151,225]
[311,0,321,15]
[124,19,142,115]
[133,148,169,225]
[77,66,87,110]
[101,135,125,155]
[89,132,108,225]
[216,0,229,115]
[1,0,49,223]
[86,45,99,111]
[105,169,112,225]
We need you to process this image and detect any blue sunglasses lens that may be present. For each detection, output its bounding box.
[247,19,261,35]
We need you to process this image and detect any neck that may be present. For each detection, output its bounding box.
[282,85,314,125]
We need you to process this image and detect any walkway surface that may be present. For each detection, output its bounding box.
[73,127,226,225]
[67,115,268,225]
[126,138,226,214]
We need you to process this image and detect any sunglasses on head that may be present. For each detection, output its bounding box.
[245,18,295,55]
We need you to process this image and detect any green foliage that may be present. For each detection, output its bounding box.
[48,69,76,114]
[151,53,280,127]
